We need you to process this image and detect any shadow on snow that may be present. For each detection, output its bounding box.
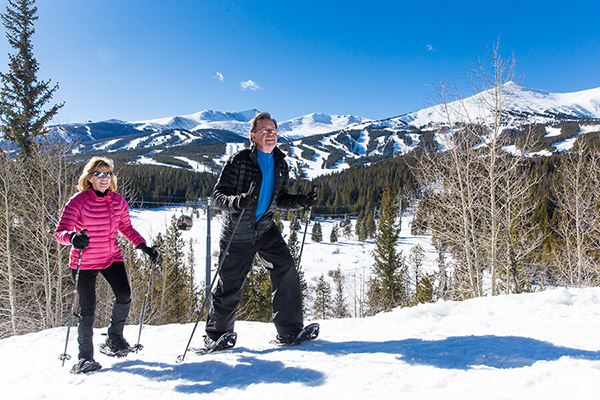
[109,335,600,393]
[110,355,325,394]
[298,335,600,370]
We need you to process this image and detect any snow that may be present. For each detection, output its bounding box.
[128,110,369,140]
[545,126,562,137]
[3,209,600,399]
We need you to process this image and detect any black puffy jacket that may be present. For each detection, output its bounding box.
[213,144,304,242]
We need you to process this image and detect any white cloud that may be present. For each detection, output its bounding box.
[426,44,437,52]
[241,80,262,91]
[214,72,224,81]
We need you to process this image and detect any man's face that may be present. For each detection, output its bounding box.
[251,118,278,154]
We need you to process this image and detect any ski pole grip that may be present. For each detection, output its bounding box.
[247,181,256,196]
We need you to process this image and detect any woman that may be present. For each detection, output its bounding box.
[55,156,158,374]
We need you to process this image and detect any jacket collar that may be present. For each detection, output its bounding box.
[86,188,112,201]
[249,143,285,163]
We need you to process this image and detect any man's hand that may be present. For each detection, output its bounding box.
[298,190,317,208]
[236,192,256,210]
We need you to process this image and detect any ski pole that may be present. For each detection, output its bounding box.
[132,258,154,353]
[176,182,256,363]
[297,185,317,270]
[58,229,87,366]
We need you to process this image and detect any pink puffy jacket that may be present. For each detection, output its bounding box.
[54,189,146,270]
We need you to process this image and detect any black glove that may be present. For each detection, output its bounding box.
[298,191,317,207]
[70,229,89,250]
[236,192,256,210]
[137,243,159,263]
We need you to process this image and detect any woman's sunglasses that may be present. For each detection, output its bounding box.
[93,171,114,178]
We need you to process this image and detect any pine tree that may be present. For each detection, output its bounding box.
[312,220,323,243]
[412,274,434,305]
[0,0,63,156]
[330,223,339,243]
[287,222,308,307]
[330,268,348,318]
[238,255,272,322]
[365,211,377,239]
[367,183,407,314]
[356,211,367,242]
[343,220,352,239]
[313,274,332,319]
[154,216,198,324]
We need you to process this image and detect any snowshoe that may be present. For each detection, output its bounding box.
[99,335,132,358]
[70,358,102,374]
[272,323,320,346]
[190,332,237,355]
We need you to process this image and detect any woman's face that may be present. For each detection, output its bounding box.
[88,169,113,192]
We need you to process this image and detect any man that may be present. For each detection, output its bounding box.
[204,112,317,351]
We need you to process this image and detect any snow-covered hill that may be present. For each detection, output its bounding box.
[3,286,600,399]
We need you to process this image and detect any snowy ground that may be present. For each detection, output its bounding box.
[2,207,600,399]
[127,205,440,298]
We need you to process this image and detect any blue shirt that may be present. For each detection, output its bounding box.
[256,149,275,221]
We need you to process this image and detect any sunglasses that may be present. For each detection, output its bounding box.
[93,171,114,178]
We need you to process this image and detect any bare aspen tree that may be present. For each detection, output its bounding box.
[552,142,600,286]
[414,41,541,297]
[0,151,20,337]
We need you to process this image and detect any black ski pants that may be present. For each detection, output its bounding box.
[72,261,131,360]
[205,224,304,341]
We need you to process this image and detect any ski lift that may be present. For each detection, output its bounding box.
[177,214,193,231]
[339,215,351,228]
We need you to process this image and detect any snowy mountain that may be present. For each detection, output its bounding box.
[41,84,600,178]
[380,83,600,129]
[2,207,600,399]
[49,109,370,150]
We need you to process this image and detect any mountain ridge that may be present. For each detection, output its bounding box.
[34,84,600,177]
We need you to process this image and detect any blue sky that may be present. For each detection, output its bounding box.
[1,0,599,124]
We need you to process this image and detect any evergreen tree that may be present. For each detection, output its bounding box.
[356,211,367,241]
[313,274,332,319]
[330,223,339,243]
[238,255,272,322]
[154,216,198,324]
[0,0,63,156]
[412,274,435,305]
[343,220,352,239]
[365,210,377,239]
[312,220,323,243]
[367,183,407,314]
[287,222,308,308]
[330,268,348,318]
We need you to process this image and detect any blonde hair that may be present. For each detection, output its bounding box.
[77,156,118,192]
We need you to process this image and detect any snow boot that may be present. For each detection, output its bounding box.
[190,332,237,355]
[273,323,320,346]
[70,358,102,374]
[77,314,95,361]
[99,335,132,358]
[99,300,132,357]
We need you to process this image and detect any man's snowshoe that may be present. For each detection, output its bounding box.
[99,335,132,358]
[272,323,320,346]
[190,332,237,355]
[70,358,102,374]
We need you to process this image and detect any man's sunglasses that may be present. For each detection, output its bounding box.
[93,171,114,178]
